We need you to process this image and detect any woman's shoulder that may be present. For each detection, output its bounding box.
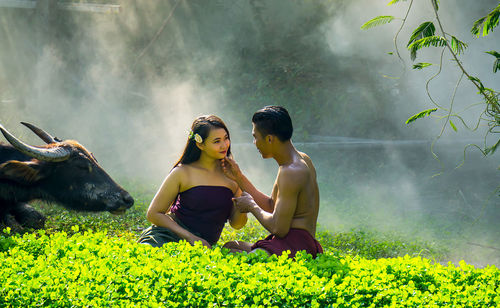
[164,165,193,192]
[167,164,191,181]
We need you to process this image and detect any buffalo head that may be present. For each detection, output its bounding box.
[0,122,134,214]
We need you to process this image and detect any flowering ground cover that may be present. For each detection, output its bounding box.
[1,228,499,307]
[1,186,498,307]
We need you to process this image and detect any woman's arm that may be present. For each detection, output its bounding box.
[146,167,211,248]
[228,188,247,229]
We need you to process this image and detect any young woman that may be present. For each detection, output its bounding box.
[138,115,247,248]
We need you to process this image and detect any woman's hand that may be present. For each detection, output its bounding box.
[232,191,257,213]
[221,156,242,182]
[189,235,212,249]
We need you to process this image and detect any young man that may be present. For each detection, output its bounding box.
[222,106,323,258]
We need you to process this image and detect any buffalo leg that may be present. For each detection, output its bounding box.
[0,213,24,234]
[0,201,17,232]
[10,203,46,230]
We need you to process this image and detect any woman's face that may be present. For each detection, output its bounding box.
[200,127,230,160]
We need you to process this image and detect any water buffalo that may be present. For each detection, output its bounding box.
[0,122,134,231]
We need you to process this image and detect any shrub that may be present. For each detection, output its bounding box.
[1,230,498,307]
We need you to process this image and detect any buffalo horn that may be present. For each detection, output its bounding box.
[0,123,70,162]
[21,122,57,144]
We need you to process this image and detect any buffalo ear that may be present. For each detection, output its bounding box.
[0,160,44,183]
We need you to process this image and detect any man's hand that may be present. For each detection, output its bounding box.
[232,191,257,213]
[222,156,242,182]
[189,235,212,249]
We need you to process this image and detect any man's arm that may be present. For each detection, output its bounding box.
[222,157,274,213]
[234,167,305,237]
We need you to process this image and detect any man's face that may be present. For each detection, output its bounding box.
[252,123,271,159]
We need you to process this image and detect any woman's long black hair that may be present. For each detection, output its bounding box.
[173,115,231,168]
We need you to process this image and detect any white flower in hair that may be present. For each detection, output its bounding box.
[194,133,203,143]
[188,131,203,143]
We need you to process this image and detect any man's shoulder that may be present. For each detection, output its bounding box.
[297,151,314,165]
[278,162,309,186]
[279,163,308,174]
[297,151,317,174]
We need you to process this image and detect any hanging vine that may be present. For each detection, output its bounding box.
[362,1,500,159]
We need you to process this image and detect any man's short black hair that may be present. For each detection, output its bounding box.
[252,106,293,142]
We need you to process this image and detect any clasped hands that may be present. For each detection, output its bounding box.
[232,191,257,213]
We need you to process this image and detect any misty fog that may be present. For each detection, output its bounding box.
[1,0,498,266]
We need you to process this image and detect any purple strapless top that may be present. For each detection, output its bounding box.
[170,185,234,245]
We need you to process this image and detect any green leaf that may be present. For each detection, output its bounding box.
[387,0,408,6]
[472,17,487,37]
[412,63,433,70]
[492,58,500,73]
[449,120,457,132]
[467,76,481,83]
[471,4,500,37]
[486,50,500,58]
[431,0,439,11]
[493,59,500,73]
[468,76,486,91]
[485,138,500,155]
[485,51,500,73]
[406,108,438,124]
[361,16,396,30]
[407,22,436,47]
[450,36,468,55]
[408,36,447,61]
